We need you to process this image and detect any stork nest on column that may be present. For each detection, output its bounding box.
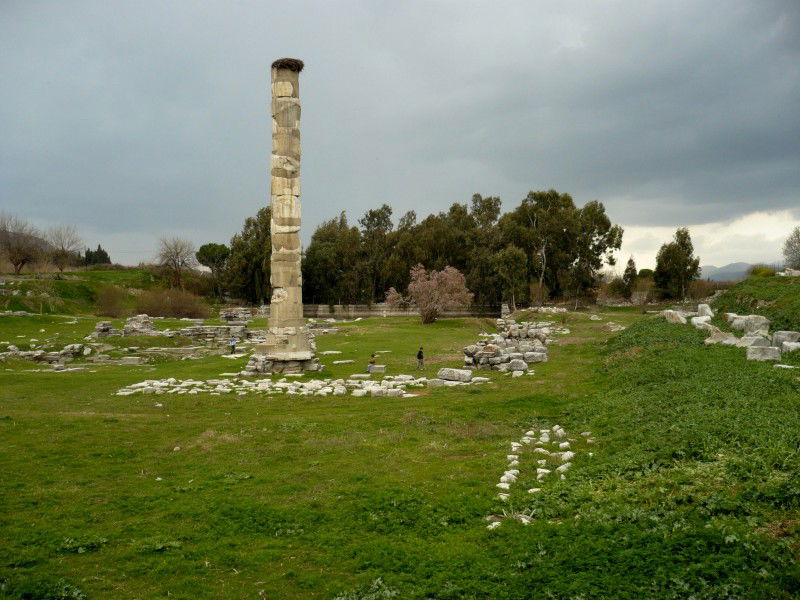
[272,58,304,72]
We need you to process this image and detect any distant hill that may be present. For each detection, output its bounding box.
[700,262,753,281]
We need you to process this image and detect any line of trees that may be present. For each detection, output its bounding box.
[301,190,623,308]
[184,189,624,308]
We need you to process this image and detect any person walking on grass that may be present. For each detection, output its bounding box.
[228,337,237,355]
[416,347,424,370]
[367,353,376,374]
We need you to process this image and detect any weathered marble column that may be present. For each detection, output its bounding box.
[244,58,319,375]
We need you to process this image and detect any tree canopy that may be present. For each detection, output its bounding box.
[654,228,700,299]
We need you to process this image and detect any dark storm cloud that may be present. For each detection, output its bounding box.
[1,0,798,263]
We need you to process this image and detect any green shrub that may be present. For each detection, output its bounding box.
[749,265,775,277]
[95,285,127,317]
[134,288,210,318]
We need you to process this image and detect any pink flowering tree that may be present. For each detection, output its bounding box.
[386,264,473,324]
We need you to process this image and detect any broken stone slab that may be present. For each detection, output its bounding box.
[697,304,714,317]
[332,359,354,364]
[427,378,446,388]
[703,326,738,346]
[371,365,387,374]
[782,342,800,353]
[437,368,472,382]
[736,335,770,348]
[731,315,770,335]
[746,346,781,361]
[773,331,800,347]
[690,316,712,330]
[662,310,687,324]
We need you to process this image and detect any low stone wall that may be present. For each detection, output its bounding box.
[301,303,499,319]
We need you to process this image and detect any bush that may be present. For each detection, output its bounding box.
[135,288,211,318]
[95,285,127,317]
[607,277,628,298]
[84,262,129,271]
[748,265,775,277]
[687,279,717,300]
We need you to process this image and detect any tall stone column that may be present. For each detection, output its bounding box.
[245,58,319,375]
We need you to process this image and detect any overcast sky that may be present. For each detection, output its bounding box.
[1,0,798,269]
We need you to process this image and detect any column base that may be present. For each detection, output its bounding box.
[240,354,321,376]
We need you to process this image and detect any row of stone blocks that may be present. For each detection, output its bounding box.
[663,305,800,361]
[240,353,321,376]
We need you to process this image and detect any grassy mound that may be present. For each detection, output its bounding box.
[712,275,800,331]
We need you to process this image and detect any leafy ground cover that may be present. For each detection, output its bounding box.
[1,309,798,598]
[712,275,800,331]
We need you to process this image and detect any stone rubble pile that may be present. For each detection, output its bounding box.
[662,304,800,363]
[0,343,89,365]
[486,425,595,529]
[462,318,568,374]
[115,372,491,397]
[122,314,162,336]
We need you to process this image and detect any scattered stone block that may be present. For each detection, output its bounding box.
[746,346,781,361]
[437,368,473,382]
[427,378,446,388]
[736,335,770,348]
[773,331,800,347]
[731,315,770,335]
[703,327,737,346]
[697,304,714,317]
[121,356,144,366]
[782,342,800,354]
[662,310,687,324]
[690,316,712,330]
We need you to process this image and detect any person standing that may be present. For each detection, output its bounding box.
[228,337,237,355]
[416,347,424,370]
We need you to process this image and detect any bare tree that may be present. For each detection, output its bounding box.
[0,212,44,275]
[46,224,83,273]
[784,226,800,270]
[157,236,197,288]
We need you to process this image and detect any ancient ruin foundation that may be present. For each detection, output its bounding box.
[244,58,319,375]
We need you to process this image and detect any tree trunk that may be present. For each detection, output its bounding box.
[538,246,547,307]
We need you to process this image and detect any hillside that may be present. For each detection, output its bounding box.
[0,269,157,315]
[711,274,800,330]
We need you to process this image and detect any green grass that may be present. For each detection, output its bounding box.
[1,310,799,598]
[712,275,800,331]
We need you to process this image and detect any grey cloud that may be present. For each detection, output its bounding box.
[0,0,798,264]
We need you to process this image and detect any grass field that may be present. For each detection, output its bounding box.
[1,306,799,598]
